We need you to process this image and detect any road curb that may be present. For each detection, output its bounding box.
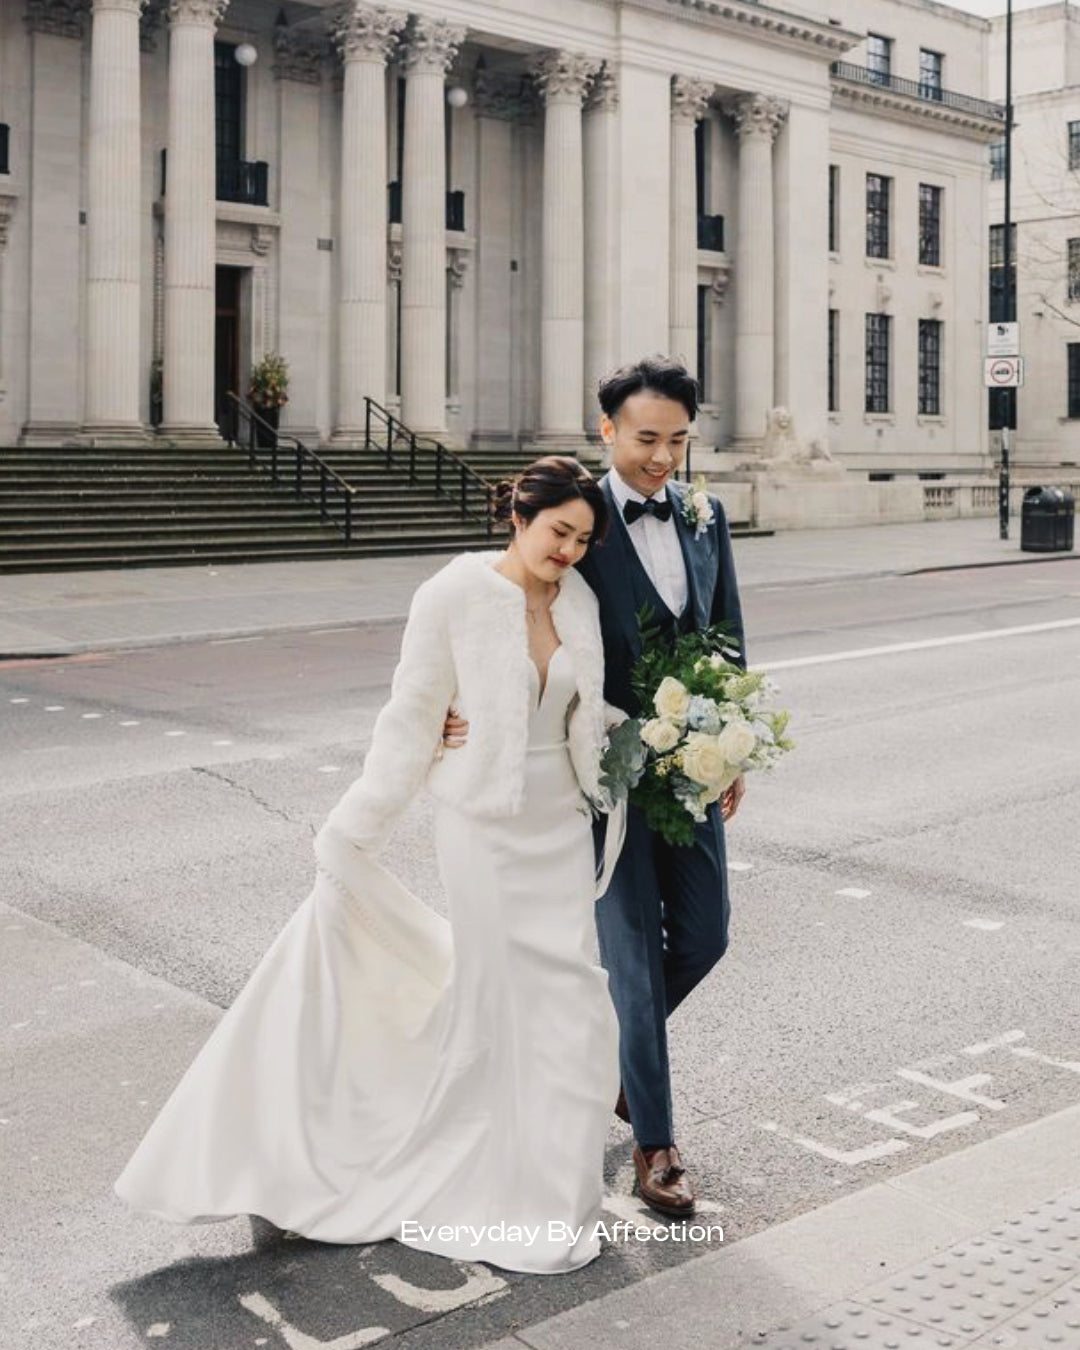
[0,549,1075,660]
[508,1101,1080,1350]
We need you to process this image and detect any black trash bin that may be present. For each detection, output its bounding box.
[1020,486,1075,552]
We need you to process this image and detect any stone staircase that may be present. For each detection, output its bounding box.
[0,439,611,574]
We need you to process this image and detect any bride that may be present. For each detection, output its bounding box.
[113,456,628,1275]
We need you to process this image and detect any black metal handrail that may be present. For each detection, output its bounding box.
[363,396,494,534]
[224,392,359,543]
[0,123,9,176]
[830,62,1005,121]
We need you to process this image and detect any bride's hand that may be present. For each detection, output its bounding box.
[721,774,745,821]
[442,708,469,749]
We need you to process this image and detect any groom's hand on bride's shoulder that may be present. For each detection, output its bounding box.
[442,707,469,749]
[721,774,746,822]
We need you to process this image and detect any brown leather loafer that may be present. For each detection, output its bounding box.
[614,1086,630,1124]
[632,1144,696,1217]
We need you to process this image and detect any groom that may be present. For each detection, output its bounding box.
[576,356,746,1217]
[444,356,746,1218]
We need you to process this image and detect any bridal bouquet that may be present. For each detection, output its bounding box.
[599,608,794,847]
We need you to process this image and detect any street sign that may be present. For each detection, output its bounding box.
[987,322,1020,357]
[985,356,1024,388]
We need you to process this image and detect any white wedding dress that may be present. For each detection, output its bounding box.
[114,642,621,1274]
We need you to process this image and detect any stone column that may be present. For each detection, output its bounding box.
[20,0,85,445]
[399,15,464,437]
[330,4,405,442]
[729,92,787,445]
[160,0,227,443]
[583,62,618,435]
[84,0,147,441]
[669,76,713,375]
[532,50,600,444]
[273,27,327,444]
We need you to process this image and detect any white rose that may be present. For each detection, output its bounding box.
[681,731,728,787]
[654,676,691,723]
[641,718,682,753]
[693,490,711,517]
[716,718,756,765]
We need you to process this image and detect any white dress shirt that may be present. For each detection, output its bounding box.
[608,467,689,618]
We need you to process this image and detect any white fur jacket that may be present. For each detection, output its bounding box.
[320,550,623,856]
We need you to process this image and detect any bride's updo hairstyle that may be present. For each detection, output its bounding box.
[492,455,610,554]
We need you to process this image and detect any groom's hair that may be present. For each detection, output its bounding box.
[598,355,700,422]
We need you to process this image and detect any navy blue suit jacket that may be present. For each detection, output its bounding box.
[575,474,746,718]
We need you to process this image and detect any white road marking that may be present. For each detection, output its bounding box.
[119,720,140,727]
[317,765,342,774]
[210,635,264,644]
[44,705,65,711]
[238,1292,389,1349]
[754,615,1080,671]
[963,1029,1026,1055]
[9,697,29,703]
[81,712,103,719]
[212,739,233,746]
[10,1021,31,1030]
[836,887,872,898]
[964,918,1005,931]
[728,860,753,872]
[145,1323,171,1338]
[164,730,186,737]
[72,1316,97,1329]
[760,1118,910,1165]
[896,1067,1007,1111]
[372,1261,507,1313]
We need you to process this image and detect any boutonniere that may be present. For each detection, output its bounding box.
[681,474,715,540]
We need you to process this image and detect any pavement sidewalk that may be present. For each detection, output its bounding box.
[1,517,1076,659]
[492,1101,1080,1350]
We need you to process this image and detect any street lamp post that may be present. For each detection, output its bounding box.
[1000,0,1014,540]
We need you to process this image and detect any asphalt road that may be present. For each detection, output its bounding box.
[2,556,1079,1350]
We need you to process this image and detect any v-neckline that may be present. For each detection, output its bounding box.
[530,642,565,707]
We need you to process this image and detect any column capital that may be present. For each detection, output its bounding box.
[473,68,540,122]
[671,75,713,125]
[401,14,464,75]
[727,92,788,142]
[166,0,227,28]
[585,61,619,113]
[331,3,405,66]
[530,50,602,106]
[24,0,89,40]
[274,26,328,83]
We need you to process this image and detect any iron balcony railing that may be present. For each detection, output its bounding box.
[697,213,724,252]
[160,150,270,205]
[387,181,467,231]
[830,62,1005,121]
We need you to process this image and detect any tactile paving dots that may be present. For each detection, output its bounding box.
[967,1276,1080,1347]
[985,1191,1080,1260]
[736,1302,962,1348]
[852,1239,1078,1340]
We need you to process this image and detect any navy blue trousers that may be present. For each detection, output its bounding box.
[593,801,730,1147]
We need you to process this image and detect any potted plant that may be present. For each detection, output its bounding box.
[248,351,289,447]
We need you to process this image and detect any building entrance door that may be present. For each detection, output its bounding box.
[215,266,243,440]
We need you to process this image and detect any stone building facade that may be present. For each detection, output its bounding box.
[0,0,1003,473]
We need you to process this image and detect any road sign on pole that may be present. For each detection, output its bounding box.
[987,322,1020,357]
[985,356,1024,388]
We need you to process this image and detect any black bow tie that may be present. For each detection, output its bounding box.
[623,496,673,525]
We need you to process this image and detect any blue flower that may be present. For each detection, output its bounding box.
[686,695,722,734]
